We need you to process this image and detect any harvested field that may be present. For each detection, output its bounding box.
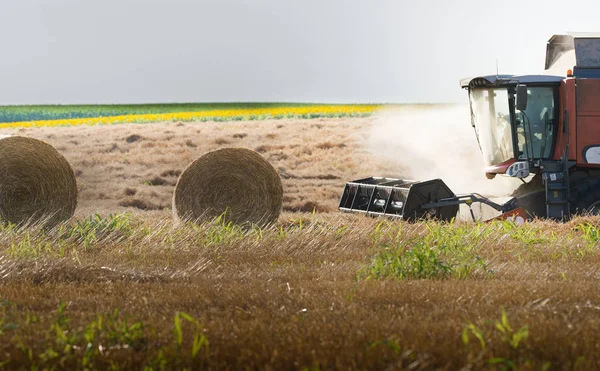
[2,117,399,217]
[0,116,598,369]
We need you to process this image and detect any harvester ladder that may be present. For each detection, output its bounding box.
[542,156,575,220]
[544,169,569,220]
[542,107,574,221]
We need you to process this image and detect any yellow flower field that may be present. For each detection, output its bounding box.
[0,105,380,129]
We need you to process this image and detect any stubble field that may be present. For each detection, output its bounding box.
[0,114,599,369]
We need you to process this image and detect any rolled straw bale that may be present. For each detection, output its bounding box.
[0,136,77,227]
[173,148,283,227]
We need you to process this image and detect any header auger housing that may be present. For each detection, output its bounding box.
[339,178,457,221]
[340,34,600,222]
[339,177,523,222]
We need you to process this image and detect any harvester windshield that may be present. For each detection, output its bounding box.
[470,88,513,166]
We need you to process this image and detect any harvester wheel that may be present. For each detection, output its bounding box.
[575,194,600,216]
[570,175,600,216]
[512,174,545,218]
[573,187,600,216]
[585,201,600,215]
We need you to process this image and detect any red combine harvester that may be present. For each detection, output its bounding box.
[340,34,600,222]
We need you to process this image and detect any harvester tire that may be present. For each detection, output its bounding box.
[569,174,600,216]
[573,189,600,216]
[512,174,545,218]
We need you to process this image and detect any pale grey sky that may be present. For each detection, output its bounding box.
[0,0,598,104]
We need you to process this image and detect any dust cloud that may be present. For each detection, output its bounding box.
[367,105,522,197]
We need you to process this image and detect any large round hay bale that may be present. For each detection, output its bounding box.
[0,136,77,227]
[173,148,283,227]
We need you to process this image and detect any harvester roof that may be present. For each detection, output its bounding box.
[459,74,563,89]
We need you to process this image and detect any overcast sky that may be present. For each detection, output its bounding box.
[1,0,599,104]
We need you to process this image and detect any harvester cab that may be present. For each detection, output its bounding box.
[461,74,562,180]
[340,34,600,222]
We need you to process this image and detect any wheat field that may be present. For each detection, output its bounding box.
[0,114,598,369]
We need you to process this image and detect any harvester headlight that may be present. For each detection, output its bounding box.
[506,161,529,178]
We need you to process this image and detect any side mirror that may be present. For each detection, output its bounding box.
[516,85,528,111]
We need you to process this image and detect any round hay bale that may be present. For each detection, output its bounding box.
[173,148,283,227]
[0,136,77,227]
